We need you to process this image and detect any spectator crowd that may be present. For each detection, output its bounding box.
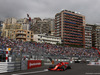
[0,36,99,58]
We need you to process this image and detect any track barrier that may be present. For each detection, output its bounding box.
[0,62,20,73]
[0,47,99,73]
[21,60,27,70]
[88,60,100,65]
[0,60,42,73]
[27,60,42,69]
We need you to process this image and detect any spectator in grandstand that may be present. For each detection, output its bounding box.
[0,36,99,58]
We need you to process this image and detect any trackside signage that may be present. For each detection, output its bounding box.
[28,60,42,69]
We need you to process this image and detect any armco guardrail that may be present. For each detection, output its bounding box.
[14,61,21,71]
[88,60,100,65]
[0,60,43,73]
[21,60,27,70]
[0,62,15,73]
[0,62,21,73]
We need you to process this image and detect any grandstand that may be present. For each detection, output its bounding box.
[0,36,99,62]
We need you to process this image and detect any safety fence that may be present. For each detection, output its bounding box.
[88,60,100,65]
[0,47,99,73]
[0,62,20,73]
[0,56,99,73]
[0,60,42,73]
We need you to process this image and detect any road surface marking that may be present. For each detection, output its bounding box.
[12,69,48,75]
[86,73,100,74]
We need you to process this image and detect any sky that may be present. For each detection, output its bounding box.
[0,0,100,24]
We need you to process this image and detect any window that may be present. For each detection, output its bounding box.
[27,32,30,34]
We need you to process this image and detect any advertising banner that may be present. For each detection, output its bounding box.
[28,60,41,69]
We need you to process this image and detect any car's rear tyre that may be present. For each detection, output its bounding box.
[61,66,65,71]
[48,65,55,71]
[49,65,55,68]
[67,65,72,69]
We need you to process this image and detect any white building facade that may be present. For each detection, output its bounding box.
[85,24,92,48]
[4,18,17,24]
[34,34,62,44]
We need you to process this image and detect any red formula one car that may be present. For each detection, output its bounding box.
[48,62,71,71]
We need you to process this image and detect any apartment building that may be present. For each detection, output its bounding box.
[92,24,100,49]
[31,18,50,34]
[4,18,17,24]
[2,23,22,38]
[0,21,3,36]
[2,23,33,41]
[55,10,85,47]
[43,18,55,35]
[85,24,92,48]
[15,29,33,41]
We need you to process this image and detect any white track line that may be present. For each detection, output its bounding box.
[86,73,100,74]
[12,69,48,75]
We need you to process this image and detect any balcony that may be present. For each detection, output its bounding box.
[63,28,83,33]
[64,36,83,40]
[63,25,82,30]
[64,34,82,37]
[16,32,26,34]
[16,36,26,38]
[64,42,80,45]
[64,22,83,27]
[64,39,82,43]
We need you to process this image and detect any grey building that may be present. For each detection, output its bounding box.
[30,17,51,35]
[43,18,55,35]
[0,21,3,36]
[86,24,100,49]
[92,24,100,49]
[85,24,92,48]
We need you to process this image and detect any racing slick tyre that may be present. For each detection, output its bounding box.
[67,65,72,69]
[48,65,55,71]
[49,65,55,68]
[61,66,66,71]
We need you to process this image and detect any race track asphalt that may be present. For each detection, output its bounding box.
[2,63,100,75]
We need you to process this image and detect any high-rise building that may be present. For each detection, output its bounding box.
[31,17,50,34]
[2,23,33,41]
[43,18,55,35]
[2,18,34,41]
[17,18,27,24]
[85,24,92,48]
[2,23,22,38]
[22,24,29,30]
[55,10,85,47]
[92,24,100,49]
[0,21,3,36]
[29,17,41,31]
[4,18,17,24]
[17,18,30,30]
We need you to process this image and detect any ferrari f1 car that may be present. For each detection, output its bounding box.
[48,62,71,71]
